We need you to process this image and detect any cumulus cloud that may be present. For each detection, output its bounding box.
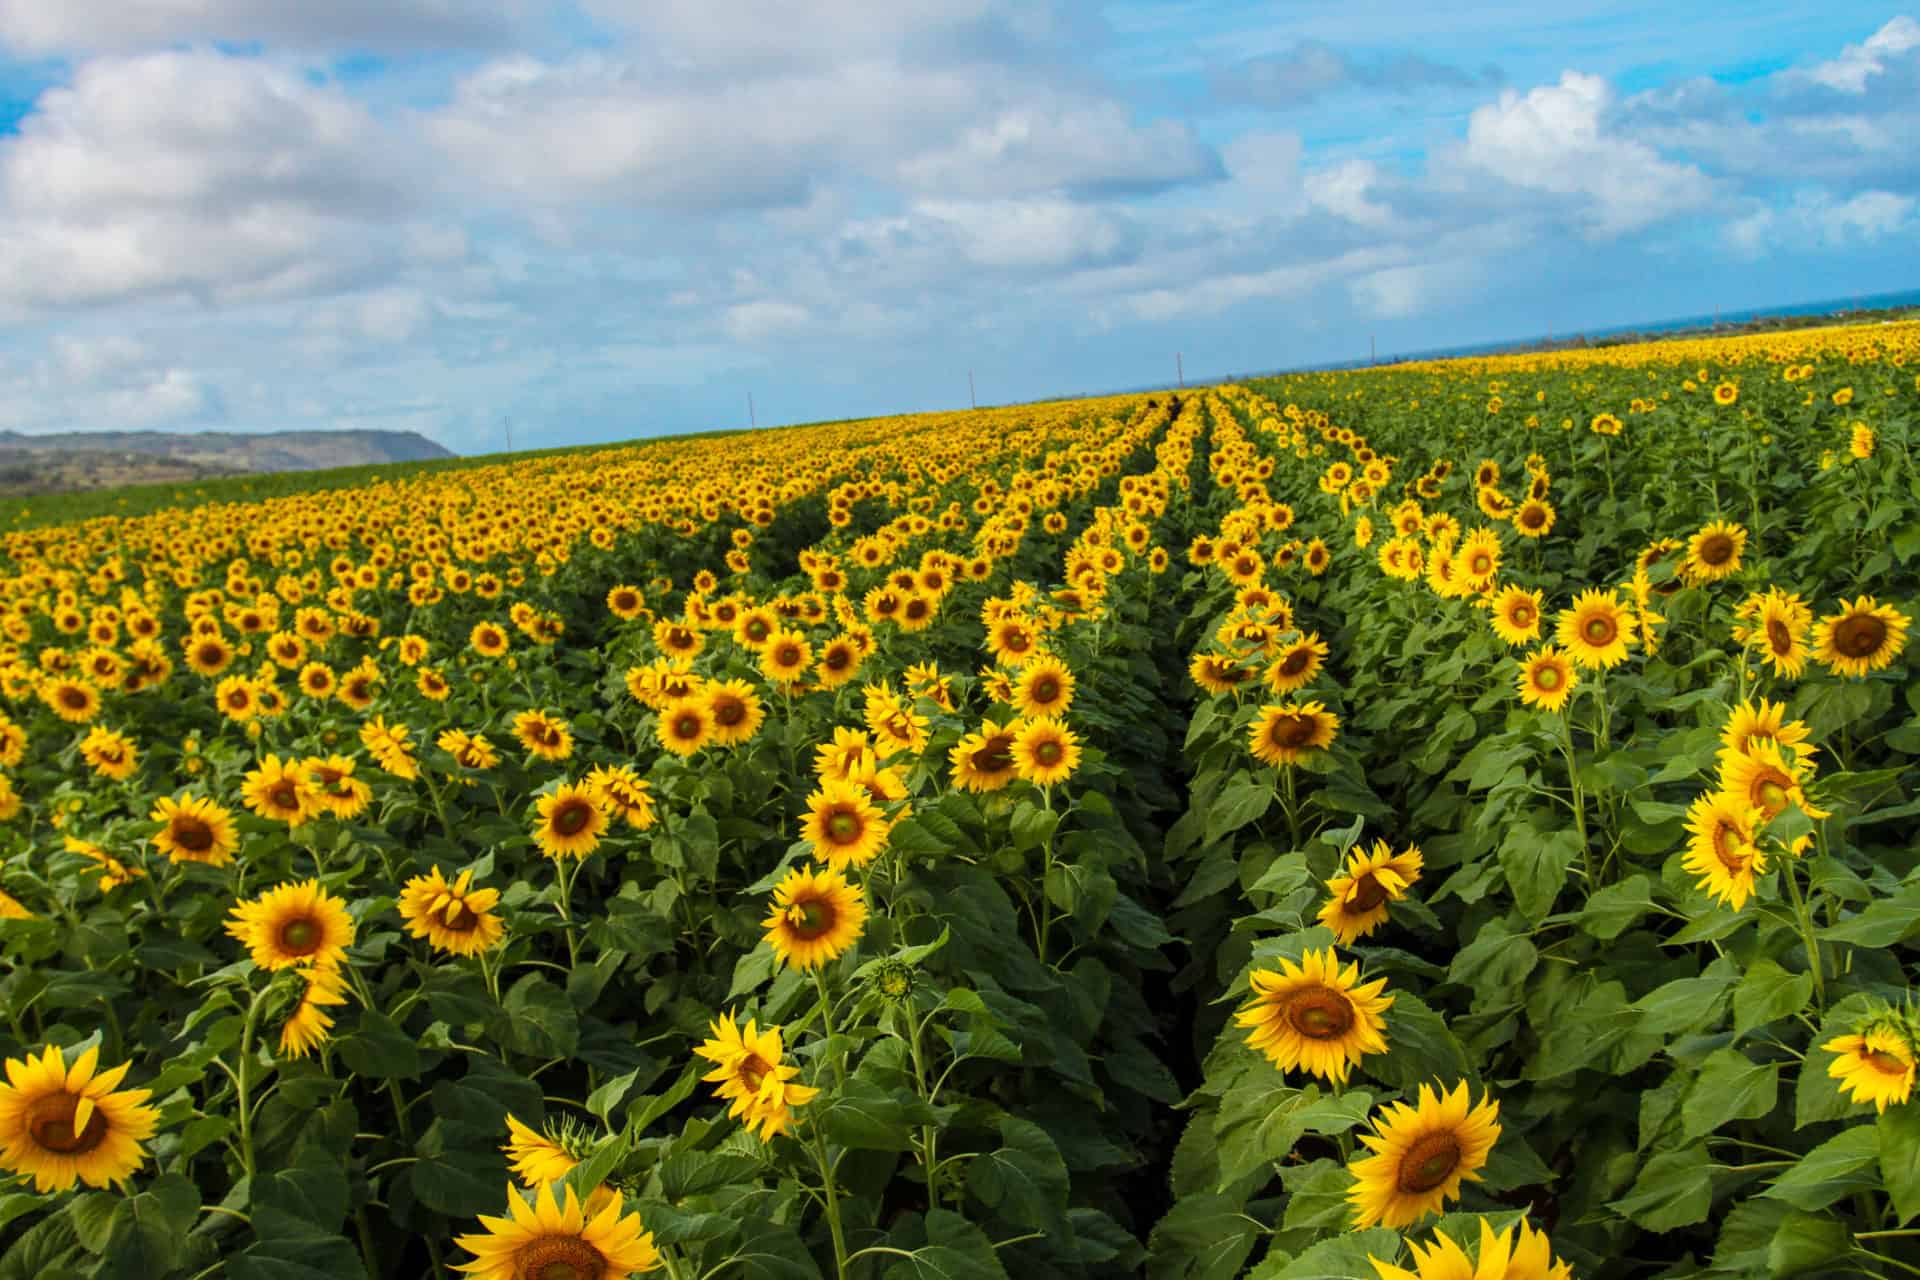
[0,0,526,54]
[1799,15,1920,93]
[1461,71,1714,235]
[1727,188,1916,256]
[0,51,442,308]
[1213,41,1496,109]
[723,300,812,343]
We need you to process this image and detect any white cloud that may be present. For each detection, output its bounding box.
[1727,188,1916,256]
[723,300,812,342]
[1462,71,1714,235]
[1308,159,1394,230]
[0,0,525,54]
[1801,15,1920,93]
[912,197,1132,268]
[897,100,1220,197]
[0,51,438,308]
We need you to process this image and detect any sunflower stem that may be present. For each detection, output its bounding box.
[1782,855,1826,1012]
[808,1123,851,1280]
[233,983,270,1187]
[1558,714,1594,892]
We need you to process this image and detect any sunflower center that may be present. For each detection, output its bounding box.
[672,714,702,740]
[1006,632,1030,652]
[1270,716,1313,748]
[714,699,745,726]
[1766,619,1793,654]
[738,1053,771,1092]
[440,901,478,932]
[789,898,836,939]
[279,917,323,955]
[1833,614,1887,657]
[1034,740,1063,766]
[826,812,862,843]
[1397,1133,1462,1193]
[1582,614,1616,645]
[60,688,88,709]
[1511,604,1535,626]
[1284,988,1355,1040]
[1278,650,1311,676]
[1698,534,1734,565]
[746,621,769,641]
[1347,874,1390,912]
[973,740,1014,773]
[776,645,800,666]
[27,1092,109,1155]
[1033,678,1059,703]
[553,801,592,835]
[1755,778,1789,817]
[1866,1049,1912,1078]
[1534,664,1563,691]
[1712,822,1749,871]
[172,818,214,852]
[270,784,300,810]
[825,648,850,671]
[1469,553,1493,575]
[513,1235,607,1280]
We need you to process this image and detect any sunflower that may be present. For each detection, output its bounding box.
[655,696,713,757]
[1681,792,1767,911]
[1454,528,1501,589]
[815,636,864,689]
[42,677,101,725]
[605,584,646,621]
[503,1114,579,1187]
[758,629,812,684]
[1369,1217,1573,1280]
[1347,1081,1502,1229]
[802,781,889,870]
[813,727,877,782]
[695,1012,821,1142]
[1733,587,1812,677]
[0,1044,158,1192]
[1811,596,1910,677]
[454,1183,661,1280]
[1236,948,1392,1084]
[149,793,240,867]
[1264,632,1330,694]
[586,764,656,830]
[1190,651,1256,696]
[1012,656,1076,718]
[949,720,1020,793]
[362,716,419,779]
[1479,588,1540,648]
[1012,715,1082,786]
[1248,701,1338,768]
[240,755,316,827]
[1718,739,1830,825]
[864,688,929,758]
[1318,841,1425,944]
[227,879,354,971]
[298,661,336,700]
[1554,588,1632,669]
[279,967,348,1059]
[1851,423,1876,459]
[184,634,234,677]
[399,866,506,956]
[1717,699,1811,766]
[1515,645,1577,712]
[1684,520,1747,583]
[653,619,704,661]
[1824,1019,1916,1113]
[78,725,138,781]
[703,680,766,748]
[513,710,575,762]
[304,754,373,821]
[762,864,867,971]
[533,783,607,860]
[470,621,509,657]
[62,836,143,893]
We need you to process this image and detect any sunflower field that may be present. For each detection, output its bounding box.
[0,318,1913,1280]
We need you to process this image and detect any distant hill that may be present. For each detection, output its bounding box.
[0,429,454,497]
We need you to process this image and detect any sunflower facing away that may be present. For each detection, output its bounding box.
[0,1044,158,1191]
[533,782,608,860]
[399,866,506,956]
[1555,588,1632,669]
[454,1182,661,1280]
[1811,595,1910,677]
[149,793,240,867]
[1318,841,1425,944]
[1369,1216,1573,1280]
[1681,792,1767,911]
[1347,1081,1502,1229]
[227,880,355,971]
[1515,646,1578,713]
[801,780,890,870]
[279,967,348,1059]
[695,1012,821,1142]
[1248,701,1339,768]
[1824,1017,1917,1113]
[503,1114,581,1187]
[763,864,867,971]
[1236,947,1393,1084]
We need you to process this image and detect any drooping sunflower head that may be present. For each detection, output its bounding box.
[1347,1081,1502,1229]
[762,864,868,972]
[1717,738,1828,825]
[1235,947,1393,1084]
[226,879,355,971]
[1248,701,1339,768]
[453,1182,662,1280]
[1263,632,1330,695]
[0,1043,159,1192]
[1554,587,1633,669]
[1318,840,1424,944]
[1812,595,1910,678]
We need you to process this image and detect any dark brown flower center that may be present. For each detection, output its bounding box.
[1582,614,1616,646]
[1278,649,1312,677]
[440,901,478,933]
[171,817,213,852]
[789,897,835,939]
[1397,1133,1462,1193]
[738,1053,771,1093]
[1713,821,1749,871]
[972,738,1014,774]
[1766,619,1793,655]
[514,1236,607,1280]
[826,812,861,843]
[1867,1049,1912,1077]
[775,645,801,666]
[553,800,592,835]
[1269,716,1313,748]
[713,697,745,726]
[270,784,300,811]
[1347,874,1390,912]
[60,687,88,709]
[1833,614,1887,658]
[1697,534,1734,566]
[27,1092,108,1155]
[1284,988,1354,1040]
[672,714,702,740]
[1032,677,1060,703]
[1034,740,1062,766]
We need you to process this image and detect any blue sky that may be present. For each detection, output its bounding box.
[0,3,1912,453]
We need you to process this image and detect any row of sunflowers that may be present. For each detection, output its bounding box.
[0,320,1912,1279]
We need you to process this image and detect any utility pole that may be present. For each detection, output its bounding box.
[969,370,976,409]
[504,417,513,454]
[1176,352,1184,389]
[1370,335,1376,365]
[748,393,756,429]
